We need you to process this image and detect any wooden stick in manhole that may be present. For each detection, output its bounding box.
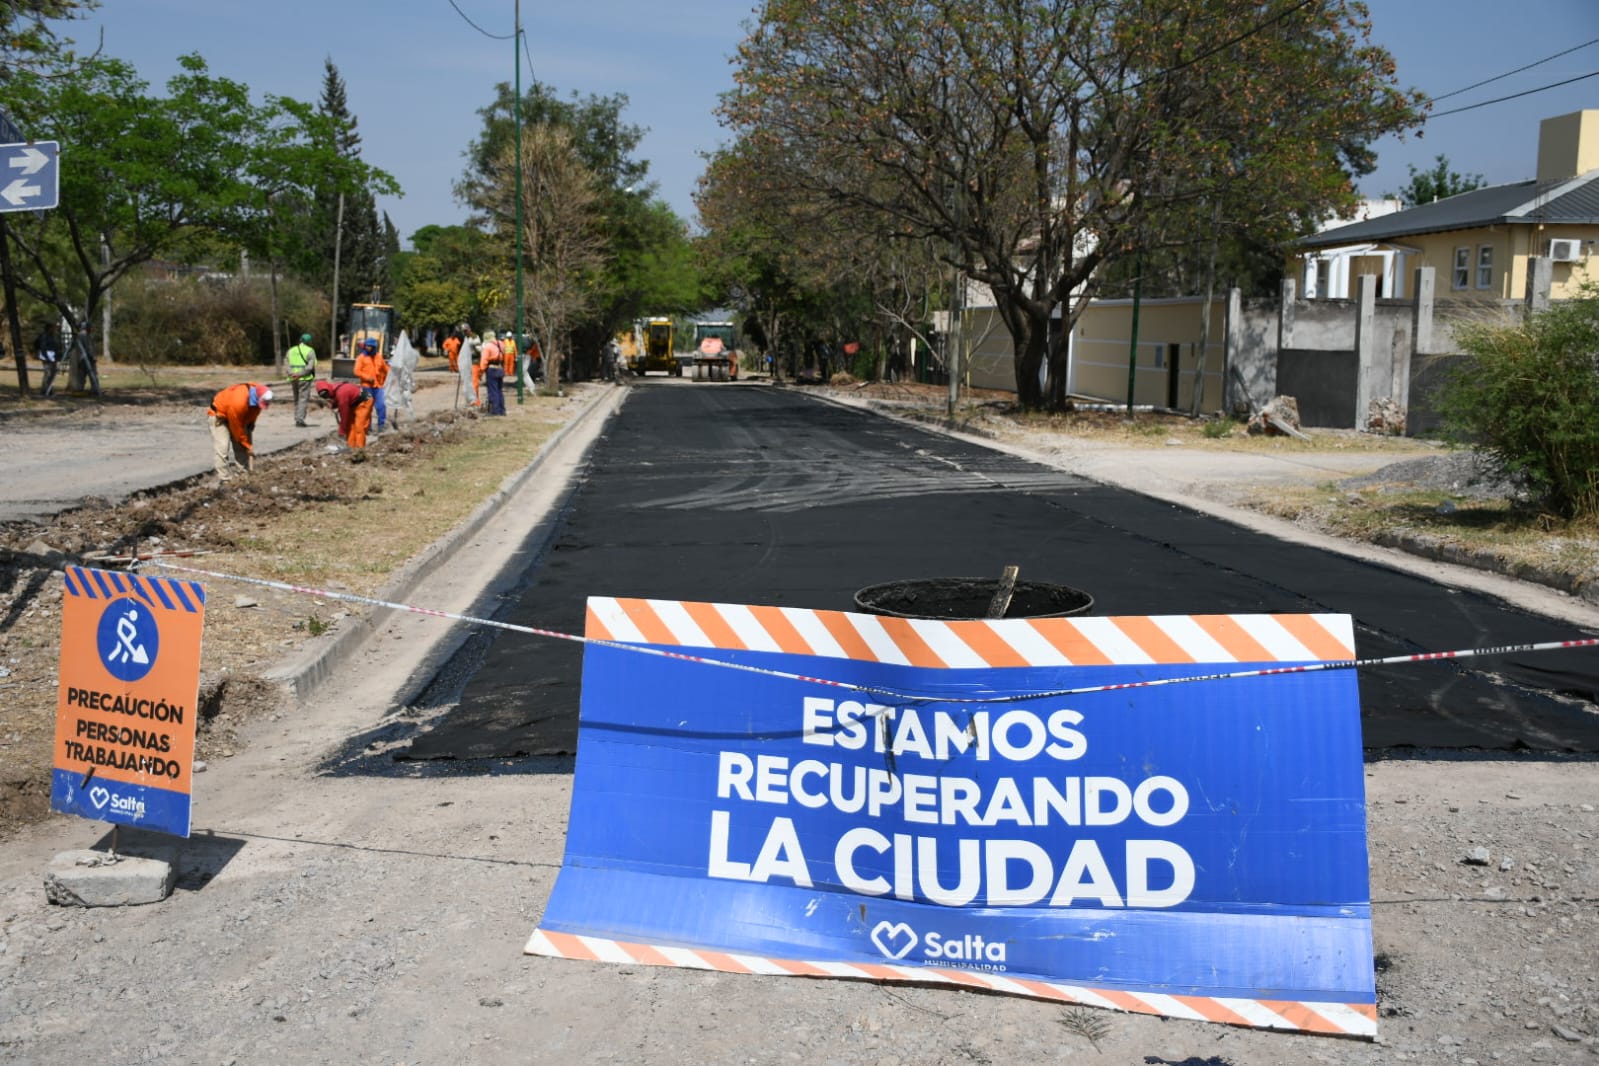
[987,564,1019,619]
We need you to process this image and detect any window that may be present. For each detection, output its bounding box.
[1453,247,1471,290]
[1476,245,1494,289]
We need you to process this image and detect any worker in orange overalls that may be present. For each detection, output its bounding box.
[314,379,372,450]
[352,338,382,445]
[443,329,462,373]
[208,382,273,482]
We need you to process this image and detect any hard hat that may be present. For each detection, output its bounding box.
[362,338,377,352]
[484,330,496,341]
[300,333,312,343]
[258,387,274,405]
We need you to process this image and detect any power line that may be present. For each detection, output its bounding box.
[520,27,538,85]
[1427,68,1599,120]
[1429,37,1599,103]
[446,0,514,40]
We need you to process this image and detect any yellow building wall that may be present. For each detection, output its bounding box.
[1326,226,1599,303]
[1070,298,1226,409]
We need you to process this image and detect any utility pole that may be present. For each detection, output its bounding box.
[101,235,112,365]
[514,0,526,404]
[1125,249,1143,415]
[330,191,344,356]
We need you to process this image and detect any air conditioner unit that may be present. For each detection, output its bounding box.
[1548,238,1582,263]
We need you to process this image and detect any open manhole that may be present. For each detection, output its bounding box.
[853,576,1093,620]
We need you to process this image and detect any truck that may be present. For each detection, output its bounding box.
[632,316,677,376]
[691,320,738,381]
[333,302,397,381]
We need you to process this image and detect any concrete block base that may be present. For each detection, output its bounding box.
[45,848,177,907]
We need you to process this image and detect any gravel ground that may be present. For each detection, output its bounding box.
[1341,451,1527,500]
[1,379,1596,1065]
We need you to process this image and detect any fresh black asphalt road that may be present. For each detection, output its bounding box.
[403,382,1599,760]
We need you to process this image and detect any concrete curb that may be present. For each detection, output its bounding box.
[1373,530,1599,607]
[263,385,619,704]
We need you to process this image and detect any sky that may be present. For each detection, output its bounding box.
[66,1,1599,249]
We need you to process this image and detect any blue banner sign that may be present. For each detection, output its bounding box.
[529,599,1376,1037]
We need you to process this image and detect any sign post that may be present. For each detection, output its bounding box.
[0,140,58,213]
[529,598,1377,1038]
[51,566,206,838]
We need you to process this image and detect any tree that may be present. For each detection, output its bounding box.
[237,94,398,372]
[696,142,820,382]
[0,1,97,78]
[722,0,1424,409]
[291,61,390,324]
[0,1,100,391]
[1389,154,1485,207]
[458,79,701,370]
[0,53,266,391]
[478,124,606,392]
[396,224,502,330]
[457,81,649,217]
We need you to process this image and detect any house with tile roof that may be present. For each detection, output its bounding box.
[1297,110,1599,303]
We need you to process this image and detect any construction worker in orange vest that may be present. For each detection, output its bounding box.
[443,329,462,373]
[352,338,381,446]
[480,329,506,415]
[207,382,273,482]
[369,338,391,433]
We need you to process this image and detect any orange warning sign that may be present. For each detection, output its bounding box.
[51,566,206,837]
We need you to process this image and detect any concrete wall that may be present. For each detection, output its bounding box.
[1279,349,1359,427]
[949,261,1568,436]
[1287,298,1357,349]
[1230,298,1279,415]
[963,309,1020,392]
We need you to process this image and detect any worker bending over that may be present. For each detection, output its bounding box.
[314,379,372,450]
[208,382,272,483]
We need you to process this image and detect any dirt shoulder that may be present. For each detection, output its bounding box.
[0,377,1596,1065]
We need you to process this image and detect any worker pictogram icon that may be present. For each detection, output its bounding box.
[95,598,160,682]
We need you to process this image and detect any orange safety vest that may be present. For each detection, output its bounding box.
[208,382,270,450]
[354,351,381,388]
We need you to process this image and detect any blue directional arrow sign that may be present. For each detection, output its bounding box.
[0,140,58,212]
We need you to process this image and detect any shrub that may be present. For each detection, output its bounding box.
[111,272,329,368]
[1436,287,1599,520]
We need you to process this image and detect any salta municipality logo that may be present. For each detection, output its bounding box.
[870,920,918,960]
[86,783,143,819]
[96,597,160,683]
[870,920,1008,970]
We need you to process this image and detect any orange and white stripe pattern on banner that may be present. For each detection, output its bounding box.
[529,599,1374,1038]
[583,598,1357,669]
[525,928,1378,1037]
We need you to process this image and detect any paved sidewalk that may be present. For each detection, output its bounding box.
[0,370,481,523]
